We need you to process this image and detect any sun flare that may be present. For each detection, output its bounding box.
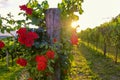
[71,21,78,28]
[71,21,81,33]
[76,27,81,33]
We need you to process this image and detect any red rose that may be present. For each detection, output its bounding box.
[27,32,38,40]
[0,40,5,49]
[24,38,34,47]
[25,8,33,15]
[16,58,27,67]
[37,61,47,71]
[35,55,47,63]
[23,34,34,47]
[27,78,33,80]
[16,28,27,36]
[53,38,57,43]
[70,33,78,45]
[46,50,55,59]
[19,5,33,15]
[24,32,38,47]
[19,5,27,10]
[18,35,27,45]
[17,28,38,47]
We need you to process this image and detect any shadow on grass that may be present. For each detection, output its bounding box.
[9,68,22,80]
[79,43,120,80]
[0,63,9,75]
[0,60,22,80]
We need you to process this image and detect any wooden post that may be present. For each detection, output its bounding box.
[45,8,61,80]
[46,8,61,44]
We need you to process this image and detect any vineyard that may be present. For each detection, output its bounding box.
[0,0,120,80]
[79,14,120,63]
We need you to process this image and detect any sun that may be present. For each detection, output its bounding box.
[71,21,78,28]
[76,27,81,33]
[71,21,81,33]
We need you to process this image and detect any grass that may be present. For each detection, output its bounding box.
[70,42,120,80]
[0,58,22,80]
[70,45,100,80]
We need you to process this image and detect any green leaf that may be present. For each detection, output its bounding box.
[48,66,54,73]
[45,44,48,49]
[51,60,55,63]
[0,18,2,26]
[31,17,39,25]
[73,15,79,21]
[1,27,5,33]
[34,42,40,49]
[69,54,74,61]
[6,28,10,33]
[79,8,83,14]
[42,1,49,9]
[33,0,38,7]
[18,12,25,15]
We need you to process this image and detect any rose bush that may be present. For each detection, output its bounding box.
[15,27,57,79]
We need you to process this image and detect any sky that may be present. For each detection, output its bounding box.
[0,0,120,31]
[78,0,120,30]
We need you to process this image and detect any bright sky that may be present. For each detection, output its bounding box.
[0,0,120,31]
[78,0,120,30]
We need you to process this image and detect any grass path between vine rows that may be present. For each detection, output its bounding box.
[70,43,120,80]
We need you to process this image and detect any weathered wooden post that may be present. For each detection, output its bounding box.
[45,8,61,80]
